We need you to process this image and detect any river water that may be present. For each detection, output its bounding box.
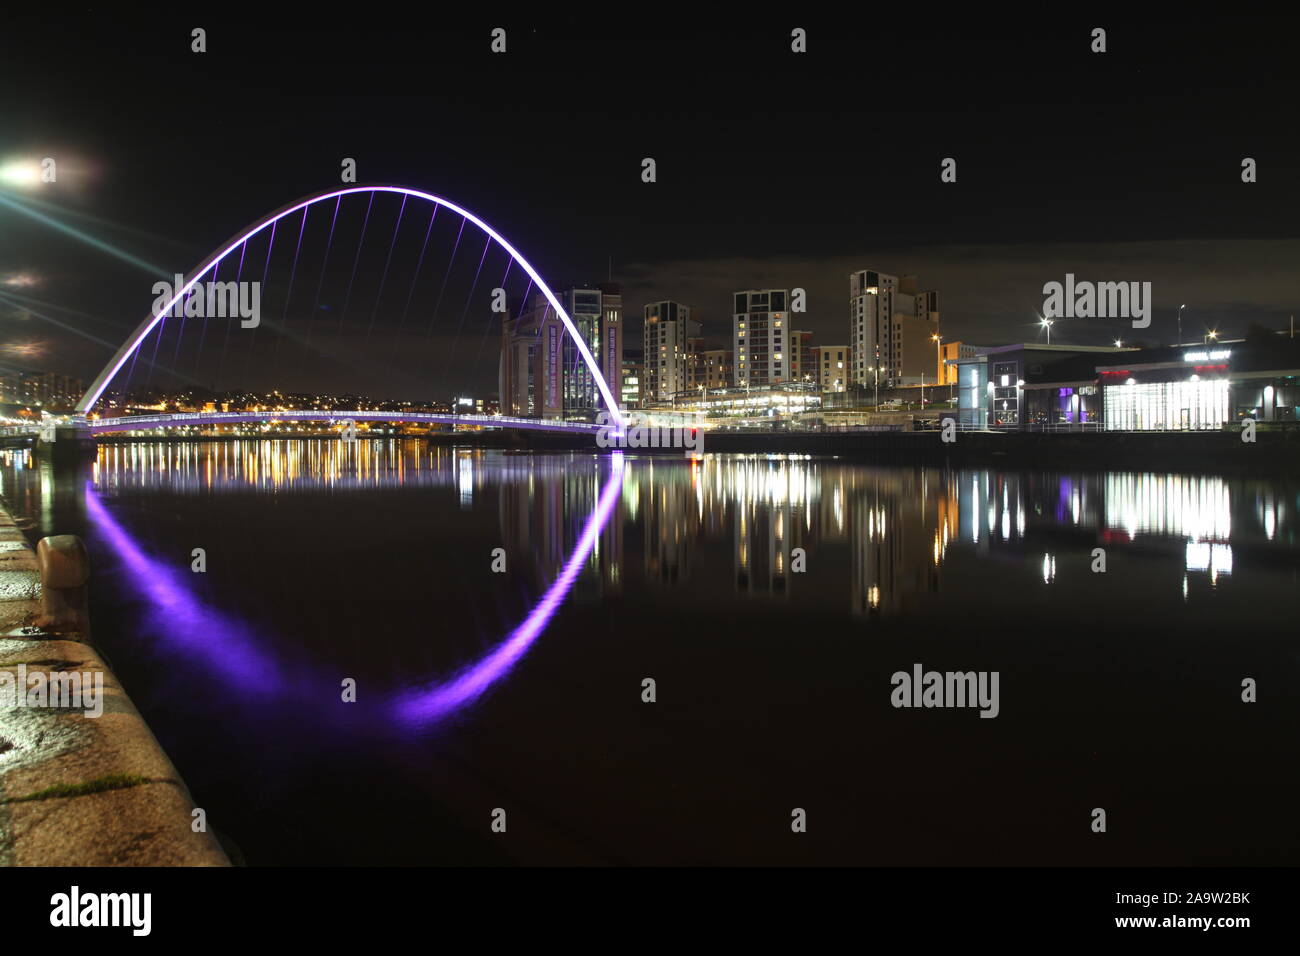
[1,440,1296,865]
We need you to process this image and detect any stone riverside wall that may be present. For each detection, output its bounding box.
[0,503,228,866]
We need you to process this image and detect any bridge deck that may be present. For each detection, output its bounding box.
[0,411,604,437]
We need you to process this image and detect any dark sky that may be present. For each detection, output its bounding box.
[2,13,1299,400]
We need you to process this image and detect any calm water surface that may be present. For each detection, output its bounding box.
[1,440,1296,865]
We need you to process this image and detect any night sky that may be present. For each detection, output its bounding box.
[2,14,1298,399]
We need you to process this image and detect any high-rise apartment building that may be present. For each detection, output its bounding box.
[643,301,698,403]
[849,271,939,387]
[733,289,792,387]
[0,371,85,410]
[790,330,814,382]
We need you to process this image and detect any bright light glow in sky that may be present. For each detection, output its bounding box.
[0,159,43,188]
[3,340,46,357]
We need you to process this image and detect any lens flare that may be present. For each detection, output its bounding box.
[1,273,41,288]
[2,340,46,357]
[0,160,42,188]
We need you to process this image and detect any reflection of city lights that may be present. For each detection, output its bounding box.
[1,272,40,288]
[66,445,1296,637]
[456,454,473,508]
[1185,541,1232,579]
[1259,494,1280,541]
[1106,474,1231,542]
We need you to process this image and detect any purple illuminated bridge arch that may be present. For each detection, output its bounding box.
[76,185,624,426]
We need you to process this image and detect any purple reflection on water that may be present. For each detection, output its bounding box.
[1055,477,1070,524]
[83,452,624,729]
[84,482,285,691]
[390,453,625,728]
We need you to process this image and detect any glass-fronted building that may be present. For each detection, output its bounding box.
[953,355,988,429]
[1098,341,1300,430]
[969,344,1121,430]
[950,338,1300,432]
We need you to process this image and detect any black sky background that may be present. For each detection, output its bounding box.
[2,13,1299,399]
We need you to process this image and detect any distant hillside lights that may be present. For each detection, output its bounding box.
[151,274,260,328]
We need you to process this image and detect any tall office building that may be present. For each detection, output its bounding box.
[621,349,643,409]
[849,271,939,387]
[643,301,698,403]
[560,283,622,418]
[733,289,792,387]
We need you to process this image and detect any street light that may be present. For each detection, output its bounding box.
[932,333,943,389]
[1178,304,1186,347]
[1040,316,1054,345]
[1205,329,1219,344]
[1114,338,1123,348]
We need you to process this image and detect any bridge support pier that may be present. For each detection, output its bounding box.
[26,430,95,530]
[34,427,97,467]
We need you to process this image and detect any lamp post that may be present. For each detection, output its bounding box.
[1040,316,1054,345]
[1178,304,1186,347]
[932,333,943,389]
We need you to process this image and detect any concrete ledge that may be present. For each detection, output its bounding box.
[5,780,228,866]
[0,515,228,867]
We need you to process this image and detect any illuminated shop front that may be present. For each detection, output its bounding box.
[1024,383,1102,427]
[943,340,1300,432]
[1102,377,1231,431]
[972,344,1125,431]
[1098,343,1300,431]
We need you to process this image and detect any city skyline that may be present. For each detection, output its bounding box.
[4,17,1300,402]
[3,9,1299,927]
